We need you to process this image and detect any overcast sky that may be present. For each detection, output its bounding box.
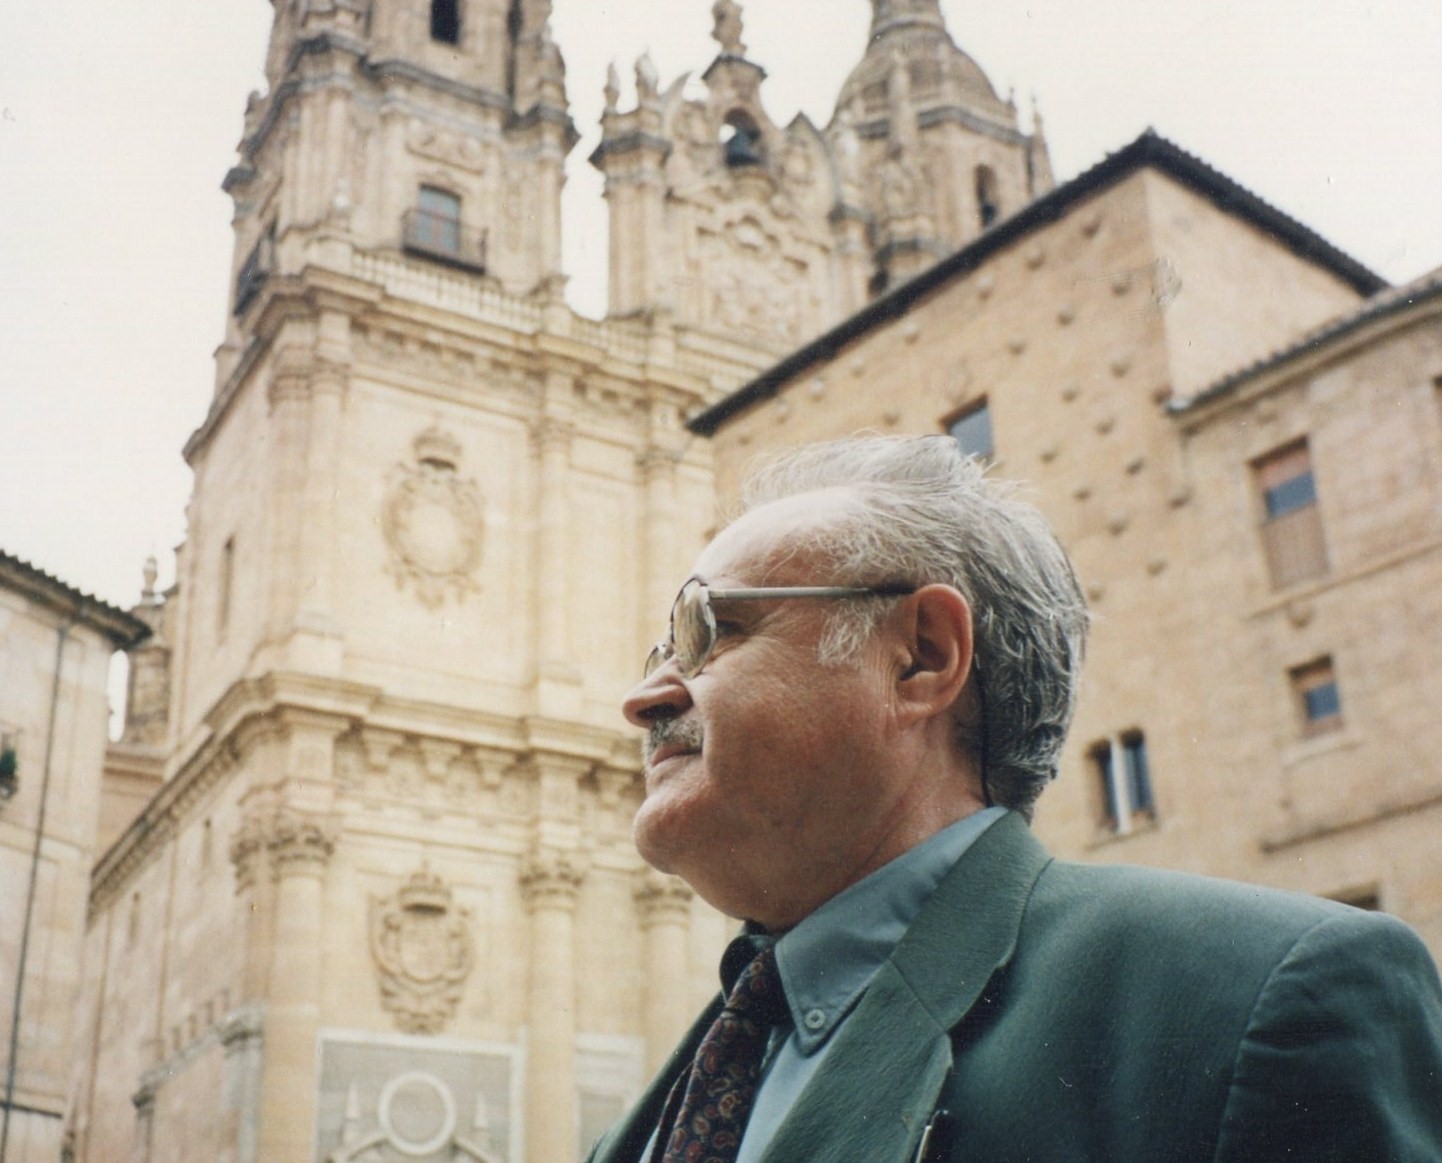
[2,0,1439,614]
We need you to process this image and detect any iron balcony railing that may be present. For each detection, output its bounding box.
[403,209,487,274]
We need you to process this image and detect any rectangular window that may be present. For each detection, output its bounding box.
[946,399,994,462]
[431,0,460,44]
[1091,731,1154,834]
[414,186,462,255]
[218,536,235,639]
[1290,656,1342,736]
[1253,440,1328,589]
[403,186,486,272]
[0,727,18,801]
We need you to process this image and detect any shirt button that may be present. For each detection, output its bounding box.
[804,1008,826,1031]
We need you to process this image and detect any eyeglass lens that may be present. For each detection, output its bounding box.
[672,581,713,676]
[644,581,714,678]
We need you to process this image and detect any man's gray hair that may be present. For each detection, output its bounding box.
[740,434,1089,819]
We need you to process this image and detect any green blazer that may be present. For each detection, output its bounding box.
[588,812,1442,1162]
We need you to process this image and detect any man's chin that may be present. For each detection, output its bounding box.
[631,796,689,876]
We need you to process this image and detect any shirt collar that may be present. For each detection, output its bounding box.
[761,807,1006,1054]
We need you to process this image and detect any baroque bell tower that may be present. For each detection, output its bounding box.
[228,0,574,318]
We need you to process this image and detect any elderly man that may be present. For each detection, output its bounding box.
[590,435,1442,1163]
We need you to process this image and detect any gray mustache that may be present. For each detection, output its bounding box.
[643,718,704,765]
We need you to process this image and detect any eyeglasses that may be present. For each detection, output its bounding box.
[644,578,916,678]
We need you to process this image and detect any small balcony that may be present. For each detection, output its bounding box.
[403,210,487,274]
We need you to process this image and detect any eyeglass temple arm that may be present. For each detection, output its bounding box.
[704,583,917,601]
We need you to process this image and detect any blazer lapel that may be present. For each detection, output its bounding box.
[585,996,723,1163]
[756,812,1051,1162]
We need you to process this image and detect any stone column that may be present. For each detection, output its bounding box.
[633,869,695,1072]
[519,847,584,1163]
[255,808,336,1163]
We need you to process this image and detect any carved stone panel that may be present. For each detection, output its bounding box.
[316,1034,517,1162]
[381,426,486,609]
[369,867,476,1035]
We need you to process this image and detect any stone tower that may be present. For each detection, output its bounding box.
[835,0,1053,289]
[76,2,766,1161]
[591,0,1052,347]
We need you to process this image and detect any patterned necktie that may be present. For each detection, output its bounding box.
[655,942,787,1163]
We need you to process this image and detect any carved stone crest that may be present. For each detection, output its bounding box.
[382,426,485,609]
[369,866,475,1035]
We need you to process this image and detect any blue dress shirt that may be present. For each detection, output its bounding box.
[736,807,1006,1163]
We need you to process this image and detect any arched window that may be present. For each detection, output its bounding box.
[431,0,460,45]
[721,111,764,168]
[975,165,1001,228]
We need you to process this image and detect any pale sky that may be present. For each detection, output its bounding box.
[1,0,1439,614]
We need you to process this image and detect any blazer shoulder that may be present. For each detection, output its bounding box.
[1216,907,1442,1159]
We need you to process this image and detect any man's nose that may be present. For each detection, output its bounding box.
[622,663,694,727]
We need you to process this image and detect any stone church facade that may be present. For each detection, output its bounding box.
[37,2,1438,1162]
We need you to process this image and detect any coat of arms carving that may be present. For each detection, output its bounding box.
[382,426,485,608]
[369,866,476,1034]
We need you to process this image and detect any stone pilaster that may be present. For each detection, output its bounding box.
[637,445,680,647]
[256,807,337,1163]
[219,1006,265,1163]
[633,868,696,1071]
[519,847,585,1163]
[531,413,581,715]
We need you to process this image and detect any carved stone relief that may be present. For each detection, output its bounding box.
[406,122,488,174]
[382,426,486,609]
[369,866,476,1035]
[703,212,809,346]
[316,1036,516,1163]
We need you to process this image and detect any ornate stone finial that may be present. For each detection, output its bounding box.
[635,52,660,103]
[712,0,746,56]
[141,555,158,601]
[604,61,621,112]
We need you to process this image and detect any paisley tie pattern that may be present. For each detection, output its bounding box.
[656,943,787,1163]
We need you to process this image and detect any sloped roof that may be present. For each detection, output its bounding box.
[1173,267,1442,414]
[687,130,1387,437]
[0,550,150,649]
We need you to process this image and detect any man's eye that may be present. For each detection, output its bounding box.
[713,620,744,639]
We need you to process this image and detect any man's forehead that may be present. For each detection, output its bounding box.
[694,488,859,580]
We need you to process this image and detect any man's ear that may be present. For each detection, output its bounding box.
[893,584,973,728]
